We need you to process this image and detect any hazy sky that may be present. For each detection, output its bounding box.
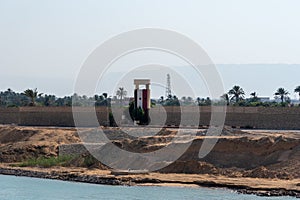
[0,0,300,98]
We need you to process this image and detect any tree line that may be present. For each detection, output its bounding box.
[219,86,300,107]
[157,85,300,107]
[0,88,110,107]
[0,86,300,108]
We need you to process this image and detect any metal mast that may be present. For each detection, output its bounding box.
[165,74,172,98]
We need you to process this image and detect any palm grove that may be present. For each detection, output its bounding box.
[0,85,300,108]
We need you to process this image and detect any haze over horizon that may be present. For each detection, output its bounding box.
[1,64,299,100]
[0,1,300,99]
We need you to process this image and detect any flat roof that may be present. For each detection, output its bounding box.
[134,79,150,85]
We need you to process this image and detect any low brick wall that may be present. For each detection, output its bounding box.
[0,107,110,127]
[1,106,300,129]
[0,108,20,125]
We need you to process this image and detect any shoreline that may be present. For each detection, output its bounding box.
[1,125,299,198]
[0,165,299,198]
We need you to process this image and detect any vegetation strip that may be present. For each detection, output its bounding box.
[1,85,300,108]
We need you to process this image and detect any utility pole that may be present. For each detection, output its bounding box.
[165,74,172,99]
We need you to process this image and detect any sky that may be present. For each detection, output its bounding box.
[0,0,300,99]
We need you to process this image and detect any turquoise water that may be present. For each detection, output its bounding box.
[0,175,295,200]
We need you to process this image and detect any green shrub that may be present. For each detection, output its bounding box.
[83,155,98,167]
[109,112,117,127]
[17,155,74,168]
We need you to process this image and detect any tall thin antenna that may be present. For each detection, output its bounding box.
[165,74,172,98]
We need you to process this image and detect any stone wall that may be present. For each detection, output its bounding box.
[149,106,300,130]
[0,106,300,129]
[59,143,89,156]
[0,107,109,127]
[0,108,20,125]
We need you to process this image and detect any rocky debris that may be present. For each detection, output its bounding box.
[219,126,246,136]
[0,167,124,185]
[196,126,247,136]
[0,126,80,162]
[159,161,219,174]
[239,189,300,198]
[244,166,292,180]
[0,127,38,143]
[64,153,109,170]
[111,170,149,176]
[0,144,58,163]
[155,128,177,136]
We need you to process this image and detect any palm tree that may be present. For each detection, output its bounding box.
[95,93,109,106]
[294,86,300,100]
[102,93,108,99]
[228,85,245,103]
[196,97,201,106]
[250,92,259,102]
[22,88,42,106]
[187,96,193,103]
[159,96,164,104]
[250,92,257,98]
[116,87,127,106]
[274,88,289,103]
[181,96,187,104]
[220,94,230,105]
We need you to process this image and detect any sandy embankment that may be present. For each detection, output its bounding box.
[0,125,299,197]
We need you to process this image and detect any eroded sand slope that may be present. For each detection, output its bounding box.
[0,125,299,180]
